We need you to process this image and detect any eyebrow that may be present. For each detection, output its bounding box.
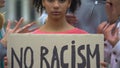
[106,1,112,6]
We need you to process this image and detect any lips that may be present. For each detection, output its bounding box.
[52,11,61,15]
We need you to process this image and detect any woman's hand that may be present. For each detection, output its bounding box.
[1,17,38,47]
[103,23,119,46]
[100,61,108,68]
[97,21,119,46]
[4,56,7,68]
[66,13,78,25]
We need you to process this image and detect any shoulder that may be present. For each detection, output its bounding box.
[31,29,43,34]
[68,28,88,34]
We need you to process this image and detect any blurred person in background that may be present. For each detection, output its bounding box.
[0,0,7,68]
[98,0,120,67]
[74,0,107,33]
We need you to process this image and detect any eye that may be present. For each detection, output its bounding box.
[59,0,66,3]
[106,2,113,6]
[47,0,54,2]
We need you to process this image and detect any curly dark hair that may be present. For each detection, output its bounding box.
[33,0,81,14]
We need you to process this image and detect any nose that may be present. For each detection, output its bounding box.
[53,1,59,9]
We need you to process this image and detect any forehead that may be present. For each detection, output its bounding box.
[110,0,119,3]
[107,0,120,5]
[43,0,70,2]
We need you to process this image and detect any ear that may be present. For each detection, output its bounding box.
[67,0,71,8]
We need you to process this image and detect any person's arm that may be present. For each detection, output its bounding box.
[0,42,6,60]
[111,41,120,66]
[104,41,112,63]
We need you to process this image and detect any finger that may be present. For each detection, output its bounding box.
[102,23,110,32]
[69,18,78,22]
[107,23,116,32]
[4,56,7,60]
[16,22,36,33]
[66,16,78,24]
[66,14,74,17]
[6,20,11,31]
[4,59,8,66]
[4,57,8,66]
[4,66,7,68]
[12,17,24,32]
[68,18,78,24]
[97,21,108,33]
[28,27,39,32]
[17,26,39,33]
[104,24,116,39]
[100,62,107,67]
[22,22,36,30]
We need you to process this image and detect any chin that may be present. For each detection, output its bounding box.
[52,16,60,19]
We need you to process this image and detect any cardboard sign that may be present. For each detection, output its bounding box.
[7,34,104,68]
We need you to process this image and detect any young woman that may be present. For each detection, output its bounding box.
[32,0,87,34]
[4,0,88,67]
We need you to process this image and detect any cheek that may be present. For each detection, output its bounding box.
[61,5,69,11]
[44,4,51,11]
[114,6,120,13]
[117,8,120,15]
[61,7,68,13]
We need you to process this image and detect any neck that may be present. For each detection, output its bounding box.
[46,16,68,29]
[40,16,74,32]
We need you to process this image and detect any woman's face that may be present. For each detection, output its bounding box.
[42,0,71,19]
[110,0,120,16]
[106,0,119,23]
[0,0,5,8]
